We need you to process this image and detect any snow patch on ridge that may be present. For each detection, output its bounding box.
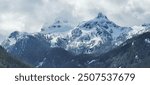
[88,60,96,64]
[145,38,150,44]
[36,58,46,68]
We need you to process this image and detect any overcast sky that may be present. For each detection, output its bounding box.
[0,0,150,43]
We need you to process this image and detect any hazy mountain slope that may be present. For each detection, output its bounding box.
[36,48,76,68]
[0,46,30,68]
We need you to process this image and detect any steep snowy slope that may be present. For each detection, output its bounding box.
[67,15,150,54]
[128,23,150,39]
[66,13,132,54]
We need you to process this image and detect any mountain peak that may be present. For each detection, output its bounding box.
[53,20,68,24]
[96,12,108,20]
[8,31,21,39]
[41,20,72,34]
[142,23,150,27]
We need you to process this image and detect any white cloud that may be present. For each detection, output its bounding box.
[0,0,150,43]
[0,34,5,44]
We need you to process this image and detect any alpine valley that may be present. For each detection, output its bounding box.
[1,13,150,68]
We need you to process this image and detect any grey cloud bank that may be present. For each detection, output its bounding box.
[0,0,150,43]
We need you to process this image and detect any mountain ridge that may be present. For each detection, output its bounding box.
[2,12,145,55]
[1,12,150,68]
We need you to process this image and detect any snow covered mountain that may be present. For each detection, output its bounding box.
[1,12,150,67]
[1,31,28,49]
[41,20,72,34]
[1,12,150,56]
[67,13,132,54]
[127,23,150,39]
[67,14,150,54]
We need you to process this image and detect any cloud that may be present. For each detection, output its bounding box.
[0,34,5,44]
[63,0,150,26]
[0,0,150,43]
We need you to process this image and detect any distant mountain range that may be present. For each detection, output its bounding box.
[1,12,150,68]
